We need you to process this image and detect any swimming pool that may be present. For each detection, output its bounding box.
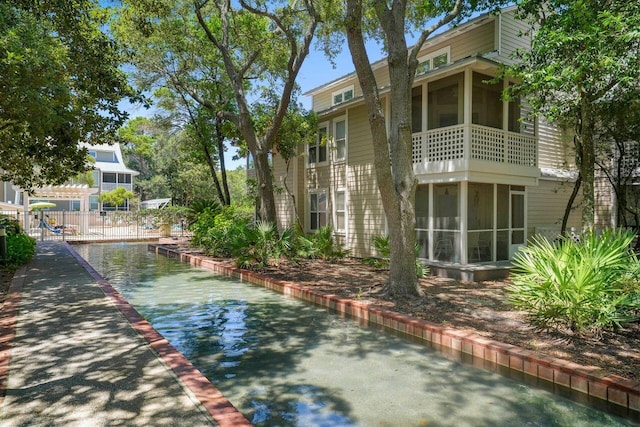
[76,243,637,426]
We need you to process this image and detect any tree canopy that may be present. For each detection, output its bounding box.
[0,1,139,192]
[507,0,640,229]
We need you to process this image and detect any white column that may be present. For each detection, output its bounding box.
[80,190,90,236]
[460,181,468,264]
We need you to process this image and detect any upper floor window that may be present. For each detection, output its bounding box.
[332,86,354,106]
[96,151,117,163]
[102,172,116,183]
[118,173,132,184]
[309,123,328,165]
[334,118,347,162]
[416,47,451,75]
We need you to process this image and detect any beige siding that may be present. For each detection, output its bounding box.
[272,154,297,230]
[538,118,573,169]
[345,105,386,258]
[595,174,613,228]
[418,21,496,63]
[312,21,496,113]
[495,9,533,64]
[528,179,582,236]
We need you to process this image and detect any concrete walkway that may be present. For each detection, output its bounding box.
[0,242,248,426]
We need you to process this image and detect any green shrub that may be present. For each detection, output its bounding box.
[508,229,640,335]
[0,215,21,235]
[363,234,427,278]
[293,226,348,261]
[230,221,291,269]
[5,233,36,268]
[190,205,253,255]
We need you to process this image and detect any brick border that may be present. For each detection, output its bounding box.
[151,244,640,416]
[64,243,251,426]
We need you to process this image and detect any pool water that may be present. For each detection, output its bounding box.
[76,243,638,426]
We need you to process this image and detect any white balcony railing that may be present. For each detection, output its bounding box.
[412,124,537,167]
[101,183,133,192]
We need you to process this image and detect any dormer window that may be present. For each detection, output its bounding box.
[416,47,451,75]
[332,86,354,106]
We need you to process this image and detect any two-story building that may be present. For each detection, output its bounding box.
[271,7,584,277]
[0,142,138,212]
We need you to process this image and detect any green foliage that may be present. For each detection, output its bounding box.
[230,221,293,269]
[0,2,138,191]
[0,215,21,236]
[508,229,640,336]
[190,205,253,257]
[4,233,36,269]
[99,187,136,210]
[363,234,427,278]
[295,226,349,261]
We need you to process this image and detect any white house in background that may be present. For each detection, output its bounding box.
[0,142,139,212]
[82,142,139,211]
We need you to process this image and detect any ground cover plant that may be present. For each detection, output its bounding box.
[508,229,640,336]
[0,215,36,269]
[190,207,348,268]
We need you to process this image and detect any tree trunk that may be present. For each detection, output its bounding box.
[253,148,277,222]
[345,0,419,297]
[580,97,596,230]
[561,173,581,235]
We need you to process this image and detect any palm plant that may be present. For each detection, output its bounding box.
[508,229,640,335]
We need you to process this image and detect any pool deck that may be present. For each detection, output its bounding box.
[0,242,250,426]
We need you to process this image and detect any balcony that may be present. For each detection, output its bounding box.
[101,182,133,192]
[412,124,538,181]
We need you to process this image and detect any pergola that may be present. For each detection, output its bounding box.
[20,184,97,234]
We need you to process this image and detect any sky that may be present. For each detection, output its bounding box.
[123,40,383,170]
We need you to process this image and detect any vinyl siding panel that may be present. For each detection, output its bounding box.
[345,104,386,258]
[419,21,496,63]
[495,10,533,65]
[595,174,613,228]
[528,178,582,237]
[538,118,573,169]
[272,154,296,230]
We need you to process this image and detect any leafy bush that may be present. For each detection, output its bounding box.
[0,215,21,235]
[231,221,294,269]
[508,229,640,335]
[294,226,348,261]
[363,234,427,278]
[5,233,36,269]
[190,205,253,255]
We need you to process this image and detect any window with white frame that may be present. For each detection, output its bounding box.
[416,47,451,75]
[334,189,346,233]
[308,124,328,165]
[309,191,327,230]
[332,85,354,106]
[334,118,346,162]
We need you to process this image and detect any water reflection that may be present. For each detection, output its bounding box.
[76,243,637,427]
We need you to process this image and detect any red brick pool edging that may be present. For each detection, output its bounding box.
[150,244,640,416]
[64,243,251,426]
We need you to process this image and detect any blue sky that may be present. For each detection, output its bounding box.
[123,40,383,169]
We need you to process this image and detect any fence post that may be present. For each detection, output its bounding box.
[62,211,66,242]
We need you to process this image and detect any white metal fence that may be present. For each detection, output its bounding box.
[0,210,189,242]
